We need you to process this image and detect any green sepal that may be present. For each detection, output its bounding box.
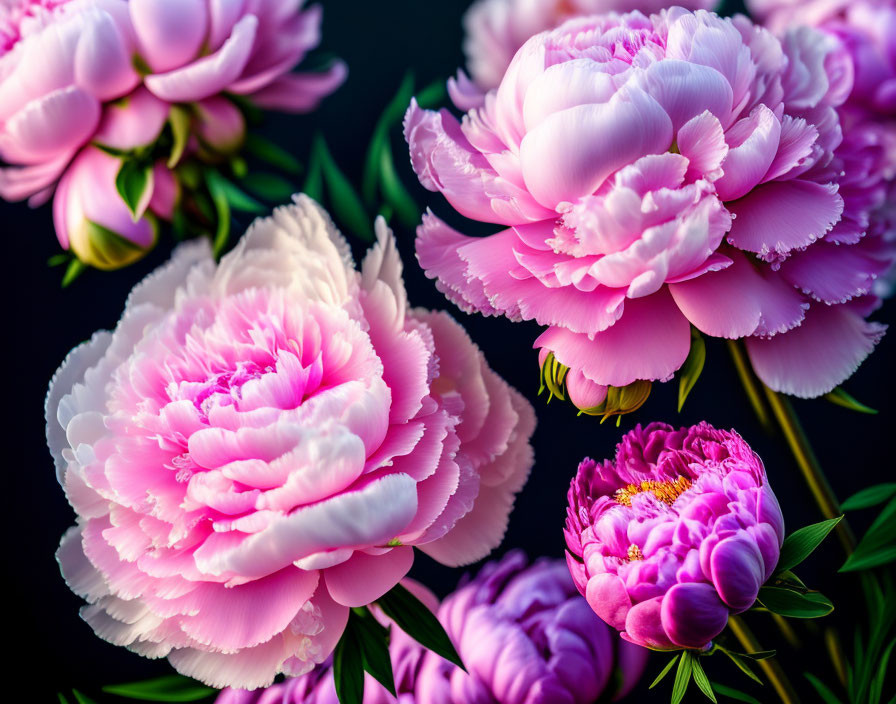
[115,159,153,220]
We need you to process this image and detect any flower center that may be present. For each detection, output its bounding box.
[613,476,692,507]
[626,544,644,561]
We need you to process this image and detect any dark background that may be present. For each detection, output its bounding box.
[3,1,892,701]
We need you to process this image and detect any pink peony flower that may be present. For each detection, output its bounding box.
[453,0,717,109]
[47,195,535,689]
[565,422,784,651]
[0,0,345,265]
[217,552,647,704]
[407,8,888,400]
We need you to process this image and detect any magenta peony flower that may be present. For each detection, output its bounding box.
[453,0,716,109]
[217,552,647,704]
[407,8,889,400]
[0,0,345,266]
[565,422,784,650]
[47,195,535,688]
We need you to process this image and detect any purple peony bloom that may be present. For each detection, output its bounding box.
[217,552,646,703]
[565,423,784,650]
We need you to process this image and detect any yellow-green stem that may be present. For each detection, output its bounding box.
[726,341,774,433]
[728,615,801,704]
[760,385,855,554]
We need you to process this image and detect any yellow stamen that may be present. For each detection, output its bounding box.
[613,476,692,507]
[627,544,644,561]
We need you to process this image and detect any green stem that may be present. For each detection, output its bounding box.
[728,615,801,704]
[726,340,774,434]
[760,384,856,554]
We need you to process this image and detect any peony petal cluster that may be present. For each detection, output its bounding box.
[746,0,896,299]
[407,8,888,401]
[47,195,535,689]
[0,0,345,266]
[453,0,716,109]
[217,552,647,704]
[565,422,784,651]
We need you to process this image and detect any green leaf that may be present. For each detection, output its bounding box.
[375,583,464,670]
[58,694,70,704]
[774,516,843,574]
[841,497,896,572]
[720,649,762,685]
[691,657,717,702]
[204,170,232,257]
[841,483,896,512]
[241,172,297,202]
[757,586,834,618]
[804,673,843,704]
[415,79,448,109]
[824,386,878,414]
[102,675,215,701]
[334,627,365,704]
[168,105,192,168]
[736,650,776,661]
[302,146,324,202]
[671,650,693,704]
[649,654,680,689]
[312,134,373,241]
[710,683,761,704]
[71,690,97,704]
[48,253,71,267]
[245,133,301,174]
[678,328,706,411]
[348,609,396,697]
[62,258,88,287]
[363,72,414,206]
[379,139,419,227]
[205,170,265,213]
[115,159,153,220]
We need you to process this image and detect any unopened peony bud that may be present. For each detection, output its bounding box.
[53,147,158,270]
[195,97,246,155]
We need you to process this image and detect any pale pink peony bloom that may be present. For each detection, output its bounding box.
[408,8,888,399]
[0,0,345,239]
[48,196,535,689]
[453,0,717,109]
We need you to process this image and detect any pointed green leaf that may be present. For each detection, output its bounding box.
[757,586,834,618]
[303,146,324,202]
[710,683,761,704]
[774,516,843,574]
[48,253,71,267]
[62,259,88,287]
[379,139,419,227]
[649,654,680,689]
[71,690,97,704]
[691,657,717,702]
[244,133,301,174]
[312,134,372,241]
[721,649,763,685]
[678,329,706,411]
[375,583,464,671]
[58,695,71,704]
[671,650,693,704]
[415,80,448,109]
[804,673,843,704]
[363,72,414,205]
[102,675,215,701]
[841,483,896,512]
[841,497,896,572]
[115,159,153,220]
[241,172,297,202]
[168,105,191,168]
[334,629,365,704]
[347,609,396,697]
[824,387,878,414]
[204,170,232,257]
[205,170,265,213]
[737,650,776,661]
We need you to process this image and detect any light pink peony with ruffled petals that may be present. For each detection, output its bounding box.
[407,8,888,399]
[47,195,535,689]
[452,0,717,110]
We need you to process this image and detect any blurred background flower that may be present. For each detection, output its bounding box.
[217,551,648,703]
[0,0,345,275]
